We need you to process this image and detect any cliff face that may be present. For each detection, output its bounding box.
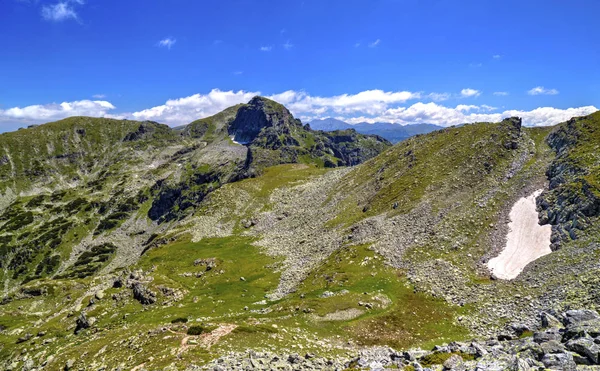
[538,112,600,249]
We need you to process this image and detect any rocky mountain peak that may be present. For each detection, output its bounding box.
[227,96,302,144]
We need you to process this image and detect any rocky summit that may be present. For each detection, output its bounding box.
[1,98,600,371]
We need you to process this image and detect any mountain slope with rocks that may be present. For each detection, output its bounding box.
[0,100,599,371]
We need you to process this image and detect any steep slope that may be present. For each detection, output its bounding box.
[0,97,389,291]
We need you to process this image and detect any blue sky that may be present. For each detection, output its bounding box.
[1,0,599,132]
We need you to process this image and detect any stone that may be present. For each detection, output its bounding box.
[16,333,32,344]
[64,359,75,370]
[566,336,599,364]
[533,329,562,343]
[540,340,566,354]
[75,312,90,334]
[443,354,465,370]
[541,312,564,329]
[95,290,105,300]
[541,352,577,370]
[564,310,600,325]
[132,282,156,305]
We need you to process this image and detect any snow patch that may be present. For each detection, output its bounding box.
[487,190,552,280]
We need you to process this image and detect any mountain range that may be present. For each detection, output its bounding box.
[0,97,599,371]
[309,118,444,143]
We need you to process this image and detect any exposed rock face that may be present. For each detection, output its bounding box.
[538,114,600,249]
[228,96,302,145]
[74,312,90,334]
[148,96,390,223]
[131,282,156,305]
[122,121,168,142]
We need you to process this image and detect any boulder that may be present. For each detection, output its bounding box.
[541,312,564,329]
[443,354,465,370]
[566,336,599,364]
[132,282,156,305]
[75,312,90,334]
[541,352,577,370]
[565,310,600,325]
[540,340,566,355]
[533,329,563,344]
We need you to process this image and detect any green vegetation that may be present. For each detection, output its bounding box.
[420,352,476,367]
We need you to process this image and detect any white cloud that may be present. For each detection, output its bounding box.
[233,71,243,75]
[493,54,501,59]
[283,40,294,50]
[528,86,559,95]
[92,94,106,99]
[131,89,259,125]
[260,46,272,52]
[1,90,596,131]
[493,91,509,96]
[469,63,482,68]
[461,88,481,98]
[266,89,422,117]
[339,103,597,127]
[0,100,116,126]
[368,39,381,48]
[41,1,80,22]
[157,38,176,49]
[427,92,451,102]
[354,42,361,47]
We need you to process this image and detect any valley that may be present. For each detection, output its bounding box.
[0,98,599,370]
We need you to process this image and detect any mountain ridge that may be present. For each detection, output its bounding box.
[1,100,600,370]
[309,117,445,143]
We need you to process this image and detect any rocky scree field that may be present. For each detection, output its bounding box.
[0,100,599,370]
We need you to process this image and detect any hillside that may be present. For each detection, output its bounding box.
[309,118,444,143]
[0,100,599,370]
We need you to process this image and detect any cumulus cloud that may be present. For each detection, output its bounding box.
[493,54,501,59]
[339,103,597,127]
[260,46,272,52]
[528,86,559,95]
[0,100,116,126]
[92,94,106,99]
[41,1,81,22]
[131,89,259,124]
[461,88,481,98]
[493,91,509,96]
[157,38,176,49]
[1,89,596,131]
[266,89,422,117]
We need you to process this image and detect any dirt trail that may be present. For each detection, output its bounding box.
[487,190,552,280]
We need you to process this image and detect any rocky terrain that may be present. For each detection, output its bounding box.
[0,97,599,370]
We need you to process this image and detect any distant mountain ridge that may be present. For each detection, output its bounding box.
[309,118,444,143]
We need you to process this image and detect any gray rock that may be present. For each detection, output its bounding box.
[443,354,465,370]
[565,319,600,339]
[64,359,75,371]
[22,359,34,371]
[132,282,156,305]
[475,353,518,371]
[566,336,599,364]
[533,329,562,343]
[541,312,564,329]
[564,310,600,325]
[541,352,577,370]
[540,340,566,354]
[75,312,90,334]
